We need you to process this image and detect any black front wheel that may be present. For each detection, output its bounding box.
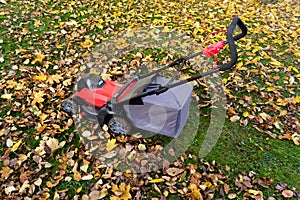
[108,116,132,135]
[61,100,78,115]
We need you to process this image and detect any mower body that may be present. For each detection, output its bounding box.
[70,74,193,138]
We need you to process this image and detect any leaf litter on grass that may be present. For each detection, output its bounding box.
[0,0,299,199]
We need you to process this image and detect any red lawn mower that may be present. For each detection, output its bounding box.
[62,17,247,137]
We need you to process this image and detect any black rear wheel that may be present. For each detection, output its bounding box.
[108,116,132,135]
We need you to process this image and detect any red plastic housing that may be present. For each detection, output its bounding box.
[75,80,123,107]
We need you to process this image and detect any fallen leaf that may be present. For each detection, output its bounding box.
[228,193,237,199]
[46,138,60,152]
[0,166,13,179]
[111,183,132,200]
[34,178,42,186]
[89,190,100,199]
[282,190,294,198]
[230,115,240,122]
[1,93,12,99]
[82,174,93,180]
[149,178,165,183]
[11,139,22,152]
[166,168,184,177]
[106,138,118,151]
[81,39,94,48]
[188,183,203,200]
[292,95,300,104]
[32,51,45,64]
[5,186,16,195]
[138,144,146,151]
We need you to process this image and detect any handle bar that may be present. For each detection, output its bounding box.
[219,16,248,71]
[129,17,248,97]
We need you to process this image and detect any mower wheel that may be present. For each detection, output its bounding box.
[62,100,78,115]
[77,74,100,91]
[108,116,132,135]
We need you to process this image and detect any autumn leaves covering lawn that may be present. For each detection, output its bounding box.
[0,0,299,199]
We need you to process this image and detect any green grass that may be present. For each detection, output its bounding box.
[188,115,300,192]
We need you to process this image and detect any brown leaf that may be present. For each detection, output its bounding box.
[20,173,27,183]
[74,171,81,182]
[224,183,231,194]
[89,190,100,199]
[282,190,294,198]
[0,166,13,179]
[166,168,184,177]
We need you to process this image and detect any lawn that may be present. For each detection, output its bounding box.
[0,0,299,199]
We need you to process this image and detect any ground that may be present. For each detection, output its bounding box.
[0,0,299,199]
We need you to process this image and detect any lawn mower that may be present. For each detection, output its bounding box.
[62,16,247,138]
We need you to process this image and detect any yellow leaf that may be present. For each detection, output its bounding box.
[112,183,131,200]
[32,51,45,64]
[294,51,300,57]
[47,74,62,84]
[32,91,46,105]
[198,82,207,87]
[1,93,12,99]
[224,88,231,95]
[292,95,300,104]
[236,61,243,68]
[40,193,50,200]
[0,129,5,137]
[292,67,299,73]
[259,112,270,120]
[248,189,259,196]
[106,138,117,151]
[11,139,22,152]
[222,78,228,84]
[76,187,82,193]
[292,133,300,145]
[270,60,283,67]
[266,86,275,92]
[46,181,53,188]
[34,74,47,81]
[188,184,203,200]
[272,39,282,45]
[81,39,94,48]
[149,178,165,183]
[274,121,281,130]
[243,111,249,118]
[252,57,260,63]
[63,79,72,86]
[279,110,287,117]
[120,183,131,200]
[276,98,289,106]
[34,20,41,27]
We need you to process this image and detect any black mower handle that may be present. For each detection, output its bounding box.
[219,16,247,71]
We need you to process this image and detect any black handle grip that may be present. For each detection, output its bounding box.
[219,16,248,71]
